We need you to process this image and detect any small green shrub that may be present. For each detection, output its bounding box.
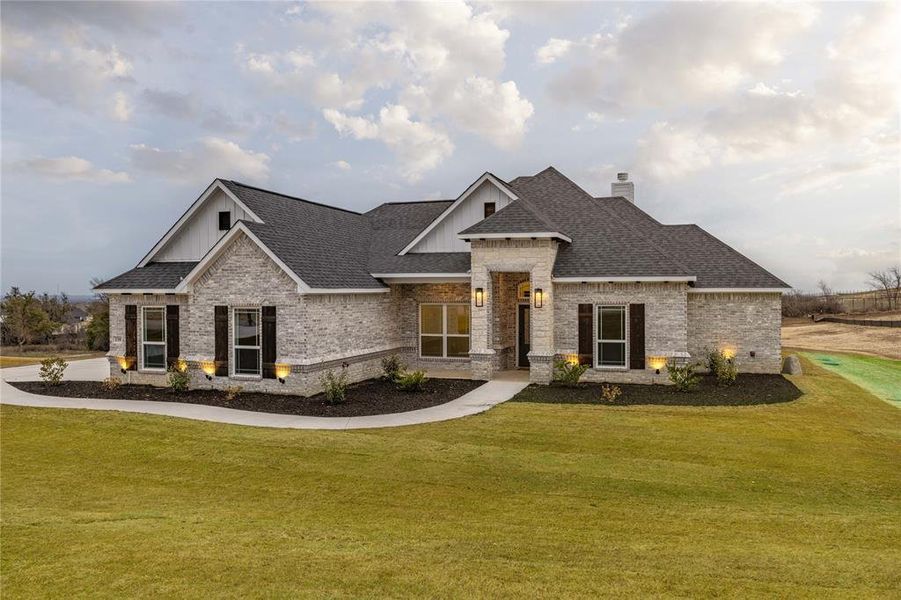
[704,347,725,374]
[381,354,405,381]
[101,377,122,391]
[167,365,190,392]
[553,358,588,386]
[224,385,243,402]
[396,369,428,392]
[667,360,700,392]
[600,383,622,403]
[714,357,738,386]
[320,368,348,404]
[38,357,67,386]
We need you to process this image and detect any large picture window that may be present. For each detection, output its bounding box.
[234,308,261,375]
[420,304,470,358]
[141,306,166,370]
[597,305,626,367]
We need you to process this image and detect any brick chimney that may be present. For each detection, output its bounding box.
[612,172,634,203]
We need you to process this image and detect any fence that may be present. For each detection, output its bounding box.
[823,288,899,314]
[813,316,901,328]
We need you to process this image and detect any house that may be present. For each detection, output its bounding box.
[95,167,789,394]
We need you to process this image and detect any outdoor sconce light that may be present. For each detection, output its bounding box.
[116,355,130,374]
[175,358,188,373]
[534,288,543,308]
[474,287,484,307]
[721,346,736,360]
[648,356,668,375]
[749,350,756,358]
[200,360,217,381]
[275,363,291,384]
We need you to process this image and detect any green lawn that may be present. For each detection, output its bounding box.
[2,356,899,597]
[799,350,901,408]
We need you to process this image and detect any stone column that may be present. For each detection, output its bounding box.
[527,246,556,384]
[469,265,494,380]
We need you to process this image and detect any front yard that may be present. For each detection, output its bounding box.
[2,356,899,597]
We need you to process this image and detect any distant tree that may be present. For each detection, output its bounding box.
[0,287,57,348]
[867,266,901,311]
[85,277,110,351]
[37,292,71,342]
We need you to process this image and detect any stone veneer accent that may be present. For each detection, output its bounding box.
[395,282,472,371]
[687,292,782,373]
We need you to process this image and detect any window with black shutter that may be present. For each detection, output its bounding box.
[214,305,228,375]
[484,202,496,218]
[125,304,137,370]
[218,211,231,231]
[166,305,180,368]
[577,303,593,366]
[262,306,276,379]
[629,303,646,370]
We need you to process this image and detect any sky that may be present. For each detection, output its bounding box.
[1,0,898,295]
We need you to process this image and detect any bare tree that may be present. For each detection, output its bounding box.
[867,266,901,311]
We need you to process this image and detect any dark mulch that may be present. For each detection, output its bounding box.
[9,378,483,418]
[511,374,803,406]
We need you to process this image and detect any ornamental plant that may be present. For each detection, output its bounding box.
[396,369,428,392]
[667,360,700,392]
[381,354,405,381]
[553,358,588,386]
[38,356,68,386]
[600,383,622,403]
[167,365,190,393]
[320,368,348,404]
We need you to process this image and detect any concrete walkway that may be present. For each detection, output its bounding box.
[0,358,528,430]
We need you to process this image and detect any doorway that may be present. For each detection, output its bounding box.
[516,303,530,368]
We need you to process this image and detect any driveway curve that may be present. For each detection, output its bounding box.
[0,358,527,430]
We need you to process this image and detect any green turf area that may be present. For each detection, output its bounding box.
[2,356,900,597]
[800,351,901,408]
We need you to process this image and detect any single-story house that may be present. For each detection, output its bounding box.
[95,167,789,394]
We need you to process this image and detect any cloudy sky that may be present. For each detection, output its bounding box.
[2,1,898,295]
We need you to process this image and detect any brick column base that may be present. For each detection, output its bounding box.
[470,350,496,381]
[527,352,555,384]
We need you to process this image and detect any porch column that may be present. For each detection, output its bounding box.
[469,265,495,380]
[528,251,556,384]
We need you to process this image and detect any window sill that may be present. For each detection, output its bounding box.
[138,368,167,375]
[419,356,471,361]
[231,374,262,381]
[593,365,628,371]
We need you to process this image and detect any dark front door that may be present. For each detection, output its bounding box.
[517,304,530,368]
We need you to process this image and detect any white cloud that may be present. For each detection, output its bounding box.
[331,160,351,171]
[324,105,453,182]
[111,91,132,122]
[18,156,131,183]
[535,38,572,64]
[129,137,270,183]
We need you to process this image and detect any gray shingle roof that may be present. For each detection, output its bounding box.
[94,261,197,290]
[96,169,788,291]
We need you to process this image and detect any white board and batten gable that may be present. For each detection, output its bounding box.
[139,180,262,266]
[401,173,516,254]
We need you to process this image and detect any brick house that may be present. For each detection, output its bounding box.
[95,167,788,395]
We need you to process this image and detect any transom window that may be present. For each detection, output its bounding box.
[141,306,166,370]
[420,304,470,358]
[234,308,261,375]
[597,305,627,368]
[516,281,531,301]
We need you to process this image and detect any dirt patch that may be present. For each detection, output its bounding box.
[511,374,802,407]
[782,322,901,360]
[8,378,483,417]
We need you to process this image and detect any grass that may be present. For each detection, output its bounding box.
[799,350,901,408]
[2,355,899,597]
[0,350,105,368]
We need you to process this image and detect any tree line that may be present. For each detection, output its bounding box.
[782,265,901,317]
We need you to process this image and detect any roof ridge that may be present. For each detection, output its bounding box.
[681,224,789,287]
[223,179,363,216]
[378,199,454,206]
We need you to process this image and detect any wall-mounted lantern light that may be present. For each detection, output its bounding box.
[474,287,484,307]
[116,355,130,374]
[534,288,543,308]
[275,363,291,384]
[648,356,668,375]
[200,360,217,381]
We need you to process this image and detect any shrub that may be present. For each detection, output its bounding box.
[224,385,243,402]
[600,383,622,403]
[714,357,738,387]
[38,356,67,386]
[320,368,348,404]
[704,347,724,374]
[167,365,190,393]
[553,358,588,386]
[101,376,122,392]
[396,369,428,392]
[381,354,405,381]
[667,360,700,392]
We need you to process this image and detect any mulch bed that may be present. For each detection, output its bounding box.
[9,378,483,418]
[511,374,803,406]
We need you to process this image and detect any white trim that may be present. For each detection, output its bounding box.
[399,172,518,255]
[99,289,181,295]
[140,306,167,372]
[372,273,470,284]
[302,287,391,294]
[459,231,573,243]
[553,276,697,283]
[595,304,628,370]
[688,287,790,293]
[515,302,530,369]
[138,180,263,268]
[419,303,471,359]
[233,307,262,377]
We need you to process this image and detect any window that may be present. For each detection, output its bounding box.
[484,202,496,218]
[516,281,531,301]
[141,307,166,370]
[218,211,231,231]
[234,308,261,375]
[420,304,470,358]
[597,305,626,367]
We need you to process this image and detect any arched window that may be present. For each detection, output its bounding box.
[517,281,531,302]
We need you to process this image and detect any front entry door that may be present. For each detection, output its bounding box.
[517,304,530,368]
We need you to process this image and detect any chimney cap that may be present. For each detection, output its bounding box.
[617,172,629,182]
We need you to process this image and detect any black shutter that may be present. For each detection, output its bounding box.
[125,305,137,370]
[214,306,228,376]
[262,306,276,379]
[577,303,593,366]
[166,305,180,368]
[629,303,645,370]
